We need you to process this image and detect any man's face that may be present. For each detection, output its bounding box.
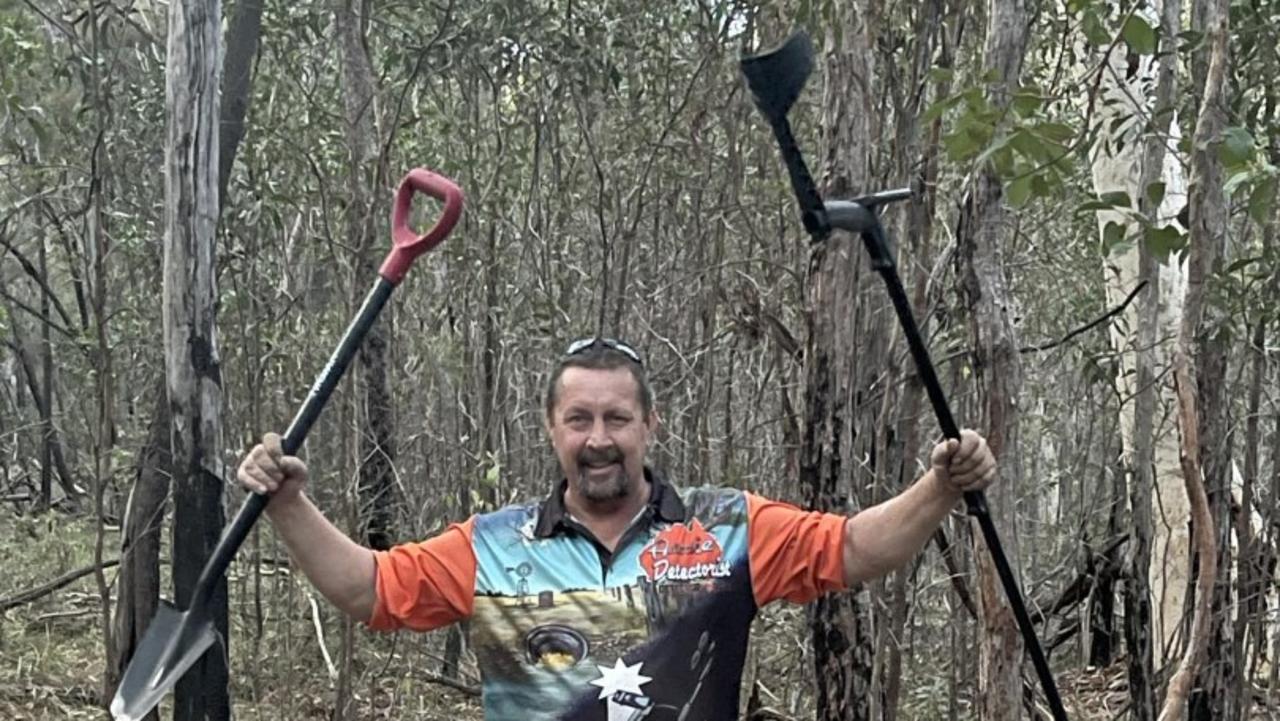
[546,366,656,506]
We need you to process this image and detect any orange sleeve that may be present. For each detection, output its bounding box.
[367,517,477,632]
[746,492,847,607]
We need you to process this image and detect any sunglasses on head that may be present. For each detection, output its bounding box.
[564,337,644,366]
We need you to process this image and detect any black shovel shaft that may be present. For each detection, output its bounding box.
[868,238,1069,721]
[191,278,396,610]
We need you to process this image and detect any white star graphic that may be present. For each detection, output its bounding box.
[589,658,652,700]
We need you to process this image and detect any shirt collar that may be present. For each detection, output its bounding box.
[534,466,686,539]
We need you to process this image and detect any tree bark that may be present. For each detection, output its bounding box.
[882,3,949,717]
[1157,0,1228,717]
[110,389,172,720]
[801,10,881,721]
[336,0,398,552]
[111,0,263,711]
[163,0,228,717]
[216,0,265,204]
[38,234,52,509]
[955,1,1030,718]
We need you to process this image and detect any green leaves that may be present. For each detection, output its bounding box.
[1215,126,1276,227]
[1146,181,1166,208]
[1219,126,1255,168]
[926,70,1076,209]
[1082,9,1111,46]
[1074,3,1161,54]
[1121,15,1158,54]
[1143,224,1185,261]
[1246,174,1276,226]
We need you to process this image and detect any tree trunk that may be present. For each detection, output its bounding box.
[216,0,264,204]
[109,388,173,721]
[112,0,263,707]
[0,265,79,504]
[336,0,397,551]
[163,0,228,717]
[1158,0,1228,716]
[954,0,1029,718]
[1241,231,1277,685]
[1088,474,1120,666]
[882,3,950,717]
[38,234,52,509]
[801,11,881,721]
[1087,0,1189,688]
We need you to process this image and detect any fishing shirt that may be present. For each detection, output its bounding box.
[367,468,847,720]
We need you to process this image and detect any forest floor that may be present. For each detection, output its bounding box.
[2,512,1276,720]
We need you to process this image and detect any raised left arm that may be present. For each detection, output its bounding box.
[842,429,996,586]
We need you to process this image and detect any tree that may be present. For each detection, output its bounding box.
[955,0,1030,717]
[336,0,398,552]
[1085,0,1185,711]
[1179,0,1233,717]
[798,7,887,719]
[112,1,264,714]
[162,0,228,717]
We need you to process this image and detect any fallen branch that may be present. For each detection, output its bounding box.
[417,670,481,697]
[1031,533,1129,625]
[0,558,120,612]
[304,588,339,681]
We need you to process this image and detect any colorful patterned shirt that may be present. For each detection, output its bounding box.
[368,468,847,720]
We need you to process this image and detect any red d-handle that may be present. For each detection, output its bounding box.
[381,168,465,284]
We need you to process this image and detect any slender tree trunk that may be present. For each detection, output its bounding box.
[955,0,1029,717]
[0,265,78,503]
[802,10,880,720]
[1242,226,1278,684]
[1158,0,1228,716]
[336,0,397,551]
[38,235,52,509]
[1088,475,1120,665]
[87,4,120,694]
[1233,313,1264,707]
[882,4,950,718]
[113,0,263,708]
[163,0,228,717]
[216,0,264,205]
[109,389,173,721]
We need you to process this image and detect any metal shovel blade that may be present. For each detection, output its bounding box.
[109,601,218,721]
[740,31,815,121]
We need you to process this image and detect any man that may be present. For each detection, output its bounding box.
[239,337,996,720]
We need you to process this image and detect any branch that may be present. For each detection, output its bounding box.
[0,233,76,329]
[1030,533,1129,625]
[0,287,77,341]
[0,558,120,612]
[417,670,481,697]
[1019,280,1147,354]
[933,526,978,620]
[1159,349,1217,721]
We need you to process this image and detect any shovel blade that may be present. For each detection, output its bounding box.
[740,31,815,121]
[110,601,218,721]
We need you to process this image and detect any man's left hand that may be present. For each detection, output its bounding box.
[930,429,997,496]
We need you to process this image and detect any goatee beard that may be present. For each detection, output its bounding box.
[576,468,630,503]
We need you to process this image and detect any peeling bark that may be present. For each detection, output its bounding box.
[1156,0,1228,717]
[956,0,1030,717]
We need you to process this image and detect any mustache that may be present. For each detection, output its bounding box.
[578,448,623,466]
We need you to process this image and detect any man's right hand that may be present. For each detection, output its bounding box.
[237,432,308,505]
